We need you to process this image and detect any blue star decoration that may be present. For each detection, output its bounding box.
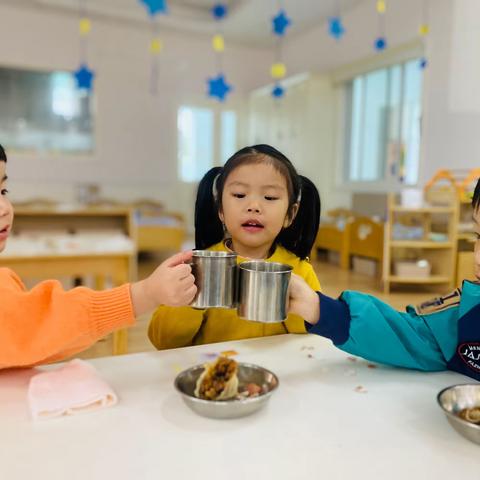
[212,4,228,20]
[420,57,428,69]
[374,36,387,51]
[139,0,167,17]
[272,84,285,99]
[328,16,345,40]
[73,64,95,91]
[272,10,292,37]
[207,74,232,102]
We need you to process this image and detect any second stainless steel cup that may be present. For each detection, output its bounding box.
[237,260,293,323]
[190,250,237,309]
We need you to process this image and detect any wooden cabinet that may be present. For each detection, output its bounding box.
[383,194,458,293]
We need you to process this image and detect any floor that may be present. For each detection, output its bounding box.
[79,253,444,360]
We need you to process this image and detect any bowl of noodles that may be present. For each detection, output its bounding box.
[174,356,279,419]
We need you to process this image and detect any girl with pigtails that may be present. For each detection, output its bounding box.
[148,144,322,350]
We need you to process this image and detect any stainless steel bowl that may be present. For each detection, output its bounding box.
[174,362,279,419]
[437,383,480,445]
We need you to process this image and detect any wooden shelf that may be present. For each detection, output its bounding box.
[388,275,452,284]
[14,206,133,217]
[384,192,458,293]
[457,233,476,242]
[390,206,455,214]
[390,241,454,248]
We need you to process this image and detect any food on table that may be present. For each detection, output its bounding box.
[195,356,239,400]
[236,383,263,399]
[194,357,268,401]
[458,406,480,425]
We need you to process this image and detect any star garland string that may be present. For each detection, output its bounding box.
[374,0,387,52]
[139,0,168,95]
[73,0,95,92]
[207,3,232,102]
[271,2,292,99]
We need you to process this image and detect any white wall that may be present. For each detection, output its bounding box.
[0,3,271,225]
[420,0,480,183]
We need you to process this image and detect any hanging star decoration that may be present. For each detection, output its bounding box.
[79,18,91,36]
[212,3,228,20]
[74,63,95,91]
[328,16,345,40]
[419,24,429,36]
[139,0,167,16]
[150,38,163,55]
[208,74,232,102]
[272,10,292,37]
[376,0,386,14]
[374,36,387,51]
[212,33,225,52]
[272,85,285,99]
[271,62,287,80]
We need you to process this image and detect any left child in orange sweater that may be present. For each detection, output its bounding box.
[0,144,197,369]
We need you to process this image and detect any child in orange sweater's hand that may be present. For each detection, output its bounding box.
[0,144,196,368]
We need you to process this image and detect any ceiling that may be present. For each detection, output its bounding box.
[3,0,365,46]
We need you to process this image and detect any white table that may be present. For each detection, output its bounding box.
[0,334,478,480]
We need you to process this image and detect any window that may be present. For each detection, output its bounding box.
[0,66,94,154]
[177,106,237,182]
[220,110,237,162]
[344,58,423,185]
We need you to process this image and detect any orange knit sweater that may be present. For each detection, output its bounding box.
[0,268,135,369]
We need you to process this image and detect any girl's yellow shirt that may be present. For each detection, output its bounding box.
[148,242,321,350]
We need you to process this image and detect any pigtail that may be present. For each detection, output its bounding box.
[473,178,480,212]
[0,144,6,162]
[194,166,224,250]
[277,175,321,259]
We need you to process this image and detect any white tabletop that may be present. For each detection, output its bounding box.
[0,334,478,480]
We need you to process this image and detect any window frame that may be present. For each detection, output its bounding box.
[0,63,95,156]
[176,99,242,183]
[334,44,425,193]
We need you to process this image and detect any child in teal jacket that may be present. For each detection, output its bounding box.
[289,179,480,381]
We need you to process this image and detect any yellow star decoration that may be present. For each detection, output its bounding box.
[79,18,91,36]
[419,24,430,36]
[271,62,287,80]
[212,34,225,52]
[150,38,163,55]
[376,0,386,14]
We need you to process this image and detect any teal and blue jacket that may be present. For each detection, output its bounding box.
[306,281,480,381]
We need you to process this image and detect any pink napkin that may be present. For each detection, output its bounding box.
[28,359,118,420]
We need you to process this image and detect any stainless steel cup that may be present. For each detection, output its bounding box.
[237,261,293,323]
[190,250,237,309]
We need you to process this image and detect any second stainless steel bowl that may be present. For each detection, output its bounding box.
[437,383,480,445]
